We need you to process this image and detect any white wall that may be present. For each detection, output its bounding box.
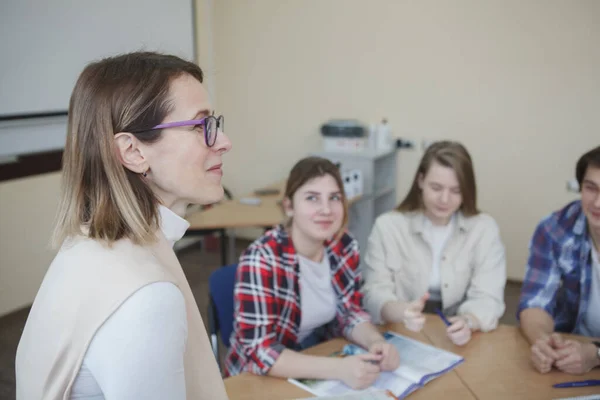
[213,0,599,280]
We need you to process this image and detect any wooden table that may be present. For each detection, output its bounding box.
[184,181,286,265]
[422,317,600,400]
[224,316,600,399]
[185,180,361,265]
[187,181,286,231]
[224,323,475,400]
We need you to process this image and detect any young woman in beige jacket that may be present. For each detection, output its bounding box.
[362,141,506,346]
[15,52,232,399]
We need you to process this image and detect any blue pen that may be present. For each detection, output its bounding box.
[553,379,600,389]
[435,308,451,327]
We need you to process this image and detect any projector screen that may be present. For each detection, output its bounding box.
[0,0,196,118]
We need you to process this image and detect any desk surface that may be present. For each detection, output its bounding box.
[224,317,600,400]
[187,180,361,231]
[422,317,600,400]
[224,323,475,400]
[187,181,286,230]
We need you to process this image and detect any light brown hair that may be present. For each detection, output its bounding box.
[284,157,349,236]
[52,52,204,247]
[397,141,479,216]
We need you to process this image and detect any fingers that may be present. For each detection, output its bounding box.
[356,370,380,390]
[447,318,466,334]
[449,331,470,346]
[555,353,578,369]
[404,294,428,330]
[551,333,567,349]
[361,360,382,374]
[555,344,576,360]
[357,352,384,363]
[531,345,552,373]
[383,348,401,371]
[375,344,400,371]
[404,316,425,332]
[446,318,471,346]
[447,327,471,346]
[369,341,384,353]
[535,339,560,360]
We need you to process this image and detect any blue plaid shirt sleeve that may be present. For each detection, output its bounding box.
[517,219,562,319]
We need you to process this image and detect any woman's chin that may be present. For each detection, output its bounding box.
[192,185,225,206]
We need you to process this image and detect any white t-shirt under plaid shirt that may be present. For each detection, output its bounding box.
[296,253,337,342]
[581,241,600,337]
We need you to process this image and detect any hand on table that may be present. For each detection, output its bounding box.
[530,333,562,373]
[554,337,600,375]
[369,341,400,371]
[446,316,472,346]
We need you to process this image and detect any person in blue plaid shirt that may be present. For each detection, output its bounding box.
[518,146,600,375]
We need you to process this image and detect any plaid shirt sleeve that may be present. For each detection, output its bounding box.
[337,236,371,338]
[233,245,286,375]
[517,218,562,320]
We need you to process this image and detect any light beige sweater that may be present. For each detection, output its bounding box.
[15,210,228,400]
[362,210,507,332]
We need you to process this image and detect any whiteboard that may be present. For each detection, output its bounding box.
[0,0,196,118]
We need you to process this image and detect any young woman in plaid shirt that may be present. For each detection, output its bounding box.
[225,157,400,389]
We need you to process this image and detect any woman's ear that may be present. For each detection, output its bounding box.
[114,132,148,174]
[282,197,293,217]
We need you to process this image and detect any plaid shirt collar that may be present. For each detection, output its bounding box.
[571,204,588,237]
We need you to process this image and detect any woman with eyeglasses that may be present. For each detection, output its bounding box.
[224,157,400,390]
[15,52,231,400]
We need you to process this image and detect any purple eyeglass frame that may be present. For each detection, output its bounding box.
[138,114,224,147]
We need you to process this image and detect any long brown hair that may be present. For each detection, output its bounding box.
[284,157,349,236]
[52,52,204,247]
[397,141,479,216]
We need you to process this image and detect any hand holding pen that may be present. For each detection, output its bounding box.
[369,341,401,371]
[337,353,382,390]
[436,309,472,346]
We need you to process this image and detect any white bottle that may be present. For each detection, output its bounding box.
[376,118,391,151]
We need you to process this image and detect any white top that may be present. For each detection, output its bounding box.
[582,241,600,337]
[296,253,337,343]
[423,216,454,301]
[70,205,190,400]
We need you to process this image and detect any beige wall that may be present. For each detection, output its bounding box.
[0,172,61,316]
[1,0,598,316]
[212,0,598,280]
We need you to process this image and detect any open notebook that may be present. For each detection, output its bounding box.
[289,331,464,399]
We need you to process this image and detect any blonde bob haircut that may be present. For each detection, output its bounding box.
[52,52,204,247]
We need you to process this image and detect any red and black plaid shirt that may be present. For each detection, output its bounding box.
[224,225,370,377]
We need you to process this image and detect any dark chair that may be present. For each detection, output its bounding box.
[207,263,238,367]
